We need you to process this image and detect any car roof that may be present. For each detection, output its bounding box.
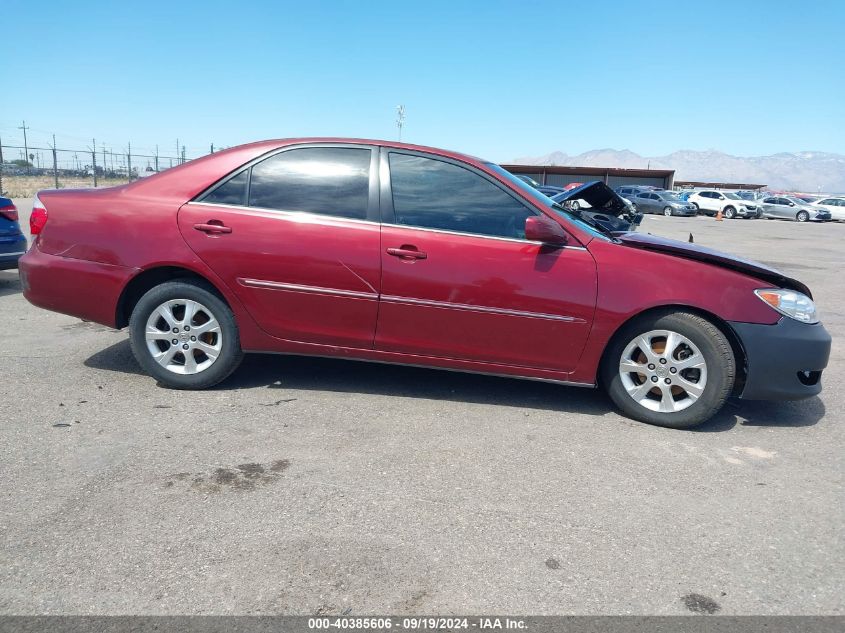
[252,137,488,165]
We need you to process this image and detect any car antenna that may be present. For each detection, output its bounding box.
[688,233,694,243]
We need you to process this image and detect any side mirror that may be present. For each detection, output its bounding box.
[525,216,568,245]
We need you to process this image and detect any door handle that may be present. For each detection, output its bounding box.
[194,221,232,234]
[386,246,427,260]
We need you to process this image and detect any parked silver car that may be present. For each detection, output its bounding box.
[631,190,698,216]
[759,196,832,222]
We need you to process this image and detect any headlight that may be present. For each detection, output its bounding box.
[755,289,819,323]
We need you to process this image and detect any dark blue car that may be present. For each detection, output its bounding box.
[1,197,27,270]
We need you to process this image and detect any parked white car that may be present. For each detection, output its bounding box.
[812,197,845,221]
[687,190,760,219]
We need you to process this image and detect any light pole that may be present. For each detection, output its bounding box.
[396,105,405,141]
[18,121,29,173]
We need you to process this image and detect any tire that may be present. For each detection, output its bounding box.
[723,206,736,219]
[129,279,244,389]
[690,202,699,211]
[601,311,735,429]
[571,201,581,211]
[663,206,673,217]
[796,210,809,222]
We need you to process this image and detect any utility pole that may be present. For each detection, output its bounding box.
[155,145,159,172]
[52,134,59,189]
[18,121,30,173]
[396,105,405,141]
[182,145,186,164]
[210,143,214,154]
[91,139,98,187]
[127,141,132,181]
[176,139,180,164]
[102,146,107,176]
[0,136,4,195]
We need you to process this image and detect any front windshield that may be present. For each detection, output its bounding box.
[785,197,806,205]
[485,163,613,242]
[723,192,741,200]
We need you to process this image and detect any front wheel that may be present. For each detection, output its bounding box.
[723,206,736,219]
[663,206,673,217]
[601,311,735,429]
[129,280,244,389]
[796,210,809,222]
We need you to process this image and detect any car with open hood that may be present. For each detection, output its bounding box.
[549,182,642,233]
[19,138,831,429]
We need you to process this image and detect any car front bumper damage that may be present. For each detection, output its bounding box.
[730,317,831,400]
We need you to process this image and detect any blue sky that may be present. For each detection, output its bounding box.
[2,0,843,161]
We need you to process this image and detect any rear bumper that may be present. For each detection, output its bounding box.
[0,234,27,270]
[730,318,831,400]
[19,243,136,327]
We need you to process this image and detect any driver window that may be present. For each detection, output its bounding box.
[388,152,537,240]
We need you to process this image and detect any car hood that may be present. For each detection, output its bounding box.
[555,181,632,217]
[615,231,812,297]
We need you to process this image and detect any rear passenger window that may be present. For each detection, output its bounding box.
[388,153,535,239]
[204,170,248,206]
[248,147,371,219]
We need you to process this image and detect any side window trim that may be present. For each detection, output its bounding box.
[378,147,539,234]
[194,143,380,223]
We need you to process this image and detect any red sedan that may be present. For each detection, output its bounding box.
[19,139,831,429]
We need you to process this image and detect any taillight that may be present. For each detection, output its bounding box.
[30,195,48,236]
[0,203,18,222]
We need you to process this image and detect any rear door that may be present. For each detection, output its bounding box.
[764,197,788,219]
[700,192,718,212]
[636,192,656,213]
[375,149,597,372]
[178,144,382,348]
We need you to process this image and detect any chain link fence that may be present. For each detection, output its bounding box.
[0,143,207,198]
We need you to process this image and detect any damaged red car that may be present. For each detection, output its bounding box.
[19,139,831,428]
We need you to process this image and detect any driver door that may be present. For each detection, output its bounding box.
[375,150,597,373]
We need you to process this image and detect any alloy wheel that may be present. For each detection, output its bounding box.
[663,207,673,217]
[618,329,708,413]
[145,299,223,374]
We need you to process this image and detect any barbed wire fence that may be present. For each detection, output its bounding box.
[0,126,219,198]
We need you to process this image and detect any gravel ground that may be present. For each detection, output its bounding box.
[0,199,842,615]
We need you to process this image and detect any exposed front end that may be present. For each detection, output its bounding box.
[730,317,831,400]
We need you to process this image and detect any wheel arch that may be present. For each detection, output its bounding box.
[597,304,747,396]
[115,265,231,329]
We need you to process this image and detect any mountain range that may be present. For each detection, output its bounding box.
[511,149,845,193]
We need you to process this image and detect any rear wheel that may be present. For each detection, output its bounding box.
[796,210,809,222]
[723,206,736,219]
[663,206,673,217]
[601,311,735,429]
[129,280,243,389]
